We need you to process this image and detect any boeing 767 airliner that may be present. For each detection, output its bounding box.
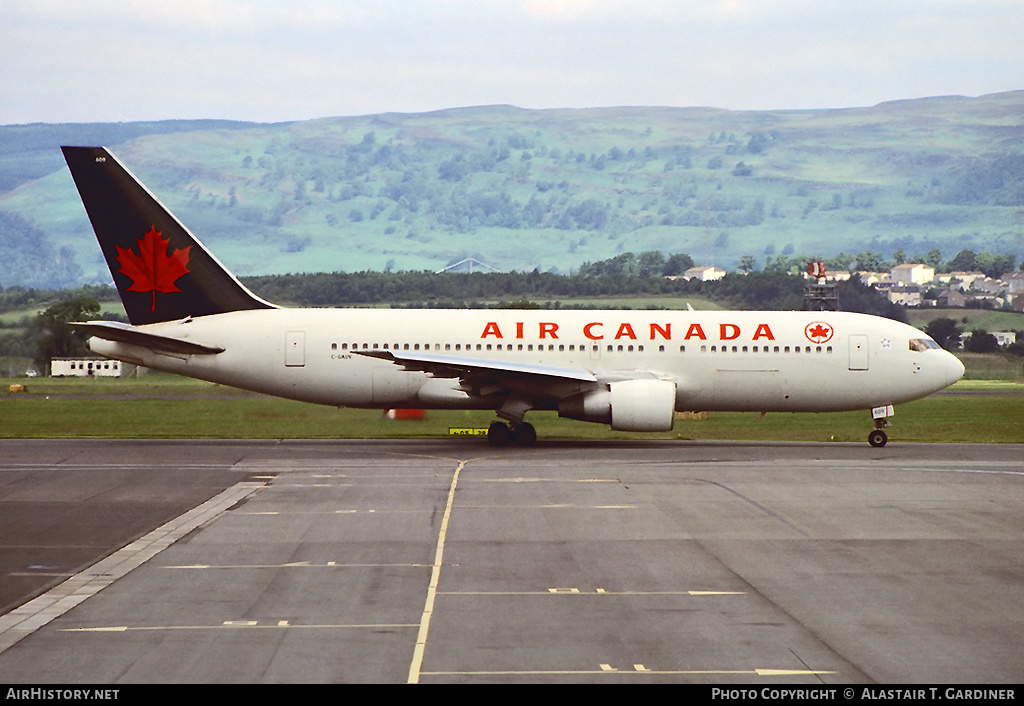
[62,146,964,447]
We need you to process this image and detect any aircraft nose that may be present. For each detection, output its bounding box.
[946,352,965,387]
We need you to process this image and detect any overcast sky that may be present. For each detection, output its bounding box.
[3,0,1023,125]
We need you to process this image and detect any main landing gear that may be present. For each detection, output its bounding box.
[487,421,537,447]
[868,404,894,447]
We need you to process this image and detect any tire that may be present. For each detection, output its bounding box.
[868,429,888,447]
[512,422,537,447]
[488,421,511,447]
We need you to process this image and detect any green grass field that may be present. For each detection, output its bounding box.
[4,376,1021,443]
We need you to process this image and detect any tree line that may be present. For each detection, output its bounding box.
[14,248,1024,370]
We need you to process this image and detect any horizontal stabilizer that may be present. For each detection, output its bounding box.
[72,320,225,355]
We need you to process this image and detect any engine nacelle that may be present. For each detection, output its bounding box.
[559,379,676,432]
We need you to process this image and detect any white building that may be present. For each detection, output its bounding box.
[51,358,123,377]
[891,263,935,286]
[683,266,726,281]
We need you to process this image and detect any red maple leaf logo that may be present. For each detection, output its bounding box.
[804,322,834,344]
[116,226,191,312]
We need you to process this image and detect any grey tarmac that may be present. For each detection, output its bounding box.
[0,438,1021,684]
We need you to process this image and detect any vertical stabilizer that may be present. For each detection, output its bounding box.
[62,146,274,325]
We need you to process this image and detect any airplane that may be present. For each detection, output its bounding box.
[62,146,965,448]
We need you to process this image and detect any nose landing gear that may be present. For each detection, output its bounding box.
[868,427,888,447]
[868,404,894,447]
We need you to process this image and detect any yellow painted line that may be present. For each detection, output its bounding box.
[408,459,465,684]
[756,669,838,676]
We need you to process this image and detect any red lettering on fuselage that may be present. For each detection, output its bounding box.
[476,320,778,342]
[684,323,707,340]
[539,322,559,339]
[614,323,637,340]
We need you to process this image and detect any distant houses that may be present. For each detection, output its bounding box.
[834,263,1024,312]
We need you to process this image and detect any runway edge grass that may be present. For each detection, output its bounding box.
[2,378,1021,443]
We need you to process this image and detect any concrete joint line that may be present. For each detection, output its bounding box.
[0,481,265,654]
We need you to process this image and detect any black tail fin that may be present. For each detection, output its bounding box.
[62,146,274,325]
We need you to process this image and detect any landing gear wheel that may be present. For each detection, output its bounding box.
[868,429,888,447]
[512,422,537,447]
[488,421,511,447]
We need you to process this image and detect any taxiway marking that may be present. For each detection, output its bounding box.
[62,622,418,633]
[419,668,836,677]
[407,459,464,684]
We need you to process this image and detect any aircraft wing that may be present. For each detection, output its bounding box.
[71,320,225,355]
[356,349,598,383]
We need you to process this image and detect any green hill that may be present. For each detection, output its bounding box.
[1,93,1022,288]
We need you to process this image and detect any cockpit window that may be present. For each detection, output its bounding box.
[909,338,941,352]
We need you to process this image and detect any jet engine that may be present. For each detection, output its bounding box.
[559,379,676,432]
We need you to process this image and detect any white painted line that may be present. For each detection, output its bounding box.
[0,481,265,654]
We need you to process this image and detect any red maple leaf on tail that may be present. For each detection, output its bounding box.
[116,227,191,312]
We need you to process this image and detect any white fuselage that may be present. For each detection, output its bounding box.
[88,308,964,415]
